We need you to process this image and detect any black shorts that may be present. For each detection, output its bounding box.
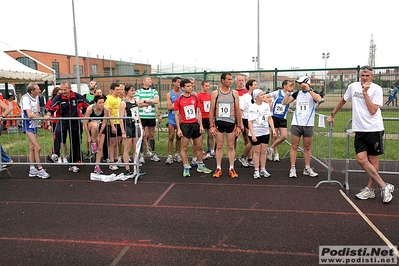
[249,134,270,146]
[354,131,384,155]
[272,116,287,128]
[202,118,210,130]
[108,124,122,137]
[180,123,201,139]
[126,125,141,139]
[215,120,236,133]
[242,118,249,130]
[141,118,156,127]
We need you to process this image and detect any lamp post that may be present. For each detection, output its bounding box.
[252,56,258,70]
[322,52,330,95]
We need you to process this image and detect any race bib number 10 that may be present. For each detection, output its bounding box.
[218,103,231,118]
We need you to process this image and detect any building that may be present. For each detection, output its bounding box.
[5,50,151,95]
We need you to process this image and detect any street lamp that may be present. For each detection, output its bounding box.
[322,52,330,95]
[252,56,258,70]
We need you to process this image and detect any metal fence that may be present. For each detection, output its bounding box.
[3,66,399,188]
[0,116,143,184]
[343,118,399,191]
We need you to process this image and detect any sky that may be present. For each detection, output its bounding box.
[1,0,398,73]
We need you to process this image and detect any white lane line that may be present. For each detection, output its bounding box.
[339,190,399,258]
[110,245,130,266]
[153,183,175,206]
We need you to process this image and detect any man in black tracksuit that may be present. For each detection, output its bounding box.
[45,81,89,172]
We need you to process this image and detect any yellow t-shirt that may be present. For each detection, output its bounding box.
[104,95,122,124]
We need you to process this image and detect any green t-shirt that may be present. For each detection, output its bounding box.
[135,88,159,119]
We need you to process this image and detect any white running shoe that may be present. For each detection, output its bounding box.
[238,157,249,168]
[273,153,280,162]
[260,169,271,178]
[355,187,375,200]
[109,164,118,171]
[267,148,273,161]
[68,166,80,173]
[165,155,174,165]
[151,153,161,162]
[139,156,145,164]
[29,167,39,178]
[303,167,318,177]
[174,153,182,163]
[37,168,50,179]
[253,171,261,179]
[381,183,394,203]
[116,157,124,167]
[289,168,297,178]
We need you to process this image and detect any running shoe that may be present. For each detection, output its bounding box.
[63,157,69,164]
[109,164,118,171]
[183,167,190,177]
[37,168,50,179]
[146,150,153,157]
[355,187,375,200]
[173,153,182,163]
[273,153,280,162]
[125,170,134,178]
[260,169,271,178]
[116,157,124,167]
[139,156,145,164]
[29,167,39,178]
[68,166,80,173]
[151,153,161,162]
[202,152,210,160]
[267,147,273,161]
[165,155,174,165]
[57,157,63,164]
[289,168,297,178]
[381,183,394,203]
[303,167,318,177]
[248,160,254,167]
[238,157,249,168]
[229,168,238,178]
[190,161,198,167]
[213,168,222,178]
[253,170,261,179]
[197,164,212,174]
[94,165,103,174]
[84,152,92,160]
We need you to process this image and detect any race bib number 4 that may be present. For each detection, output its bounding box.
[256,111,269,127]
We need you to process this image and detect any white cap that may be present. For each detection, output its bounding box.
[296,76,311,84]
[252,89,263,100]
